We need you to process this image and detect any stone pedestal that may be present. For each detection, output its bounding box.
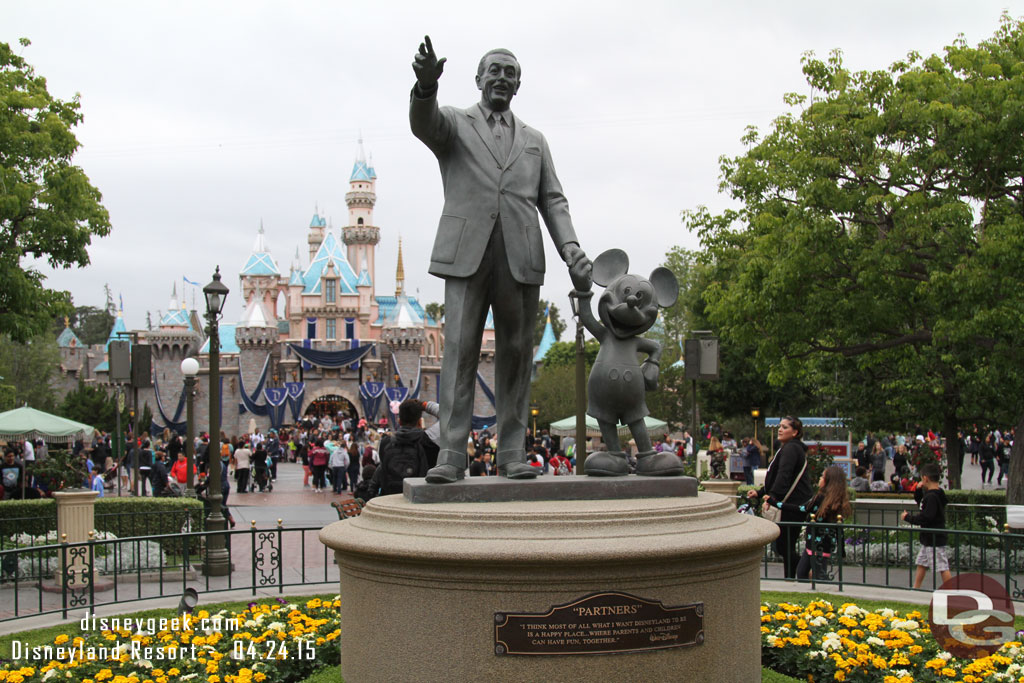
[53,489,98,589]
[319,492,777,683]
[701,479,742,501]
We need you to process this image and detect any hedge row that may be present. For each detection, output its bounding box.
[0,497,204,541]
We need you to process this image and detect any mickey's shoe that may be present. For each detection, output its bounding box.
[635,450,684,476]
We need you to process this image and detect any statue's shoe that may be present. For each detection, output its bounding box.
[635,450,684,477]
[584,451,629,477]
[425,464,465,484]
[498,462,539,479]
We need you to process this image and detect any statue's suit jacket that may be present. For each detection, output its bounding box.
[410,92,578,285]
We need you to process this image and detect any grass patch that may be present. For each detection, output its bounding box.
[0,593,338,658]
[300,665,341,682]
[760,669,801,682]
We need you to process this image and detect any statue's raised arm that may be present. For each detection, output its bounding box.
[413,35,446,94]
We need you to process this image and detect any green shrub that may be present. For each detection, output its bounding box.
[0,499,57,536]
[0,497,204,552]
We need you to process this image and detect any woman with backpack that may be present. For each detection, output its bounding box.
[766,465,850,580]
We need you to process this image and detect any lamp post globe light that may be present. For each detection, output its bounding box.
[202,267,230,576]
[180,357,200,498]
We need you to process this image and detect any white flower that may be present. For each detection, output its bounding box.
[766,636,778,646]
[867,636,885,647]
[137,660,152,669]
[890,619,919,631]
[267,621,285,631]
[938,651,952,661]
[244,619,257,628]
[842,605,864,617]
[878,608,895,619]
[895,670,911,678]
[42,669,58,681]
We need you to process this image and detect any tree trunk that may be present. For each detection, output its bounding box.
[944,413,961,490]
[1007,411,1024,505]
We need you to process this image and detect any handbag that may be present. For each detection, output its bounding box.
[762,454,808,524]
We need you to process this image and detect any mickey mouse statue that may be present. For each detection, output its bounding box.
[570,248,682,476]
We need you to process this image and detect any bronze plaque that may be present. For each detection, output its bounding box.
[494,591,704,656]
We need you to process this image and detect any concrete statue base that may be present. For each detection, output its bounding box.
[319,491,777,683]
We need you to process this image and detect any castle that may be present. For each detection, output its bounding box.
[51,146,548,436]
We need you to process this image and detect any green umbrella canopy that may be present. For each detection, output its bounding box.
[548,415,668,440]
[0,406,95,444]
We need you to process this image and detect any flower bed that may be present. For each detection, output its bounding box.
[762,600,1023,682]
[0,597,340,683]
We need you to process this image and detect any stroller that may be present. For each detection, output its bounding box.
[252,453,273,492]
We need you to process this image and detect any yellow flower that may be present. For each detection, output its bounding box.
[54,634,70,645]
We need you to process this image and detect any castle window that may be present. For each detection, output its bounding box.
[357,217,364,225]
[326,318,336,339]
[325,278,336,303]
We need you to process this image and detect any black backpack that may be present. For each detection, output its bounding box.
[376,433,428,495]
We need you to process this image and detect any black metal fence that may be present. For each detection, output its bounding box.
[0,523,337,622]
[3,515,1024,624]
[763,518,1024,597]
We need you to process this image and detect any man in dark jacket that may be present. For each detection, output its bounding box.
[902,462,951,588]
[373,400,441,496]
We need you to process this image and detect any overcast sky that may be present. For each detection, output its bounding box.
[9,1,1024,334]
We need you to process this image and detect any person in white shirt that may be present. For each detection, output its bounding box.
[329,443,349,494]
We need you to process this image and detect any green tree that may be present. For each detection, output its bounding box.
[686,17,1024,493]
[540,339,599,368]
[651,247,817,436]
[534,300,566,345]
[0,39,111,342]
[530,363,588,428]
[424,302,444,324]
[0,333,59,410]
[58,381,126,433]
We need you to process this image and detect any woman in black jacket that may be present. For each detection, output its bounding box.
[747,416,814,578]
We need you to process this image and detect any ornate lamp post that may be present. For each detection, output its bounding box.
[751,408,760,442]
[180,357,199,497]
[202,267,230,576]
[530,403,539,442]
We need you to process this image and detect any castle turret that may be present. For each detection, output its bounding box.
[308,207,327,262]
[342,139,380,300]
[240,222,281,323]
[146,284,202,391]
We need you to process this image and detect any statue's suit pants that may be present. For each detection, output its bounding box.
[436,219,539,470]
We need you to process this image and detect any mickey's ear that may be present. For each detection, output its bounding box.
[649,267,679,307]
[592,249,629,287]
